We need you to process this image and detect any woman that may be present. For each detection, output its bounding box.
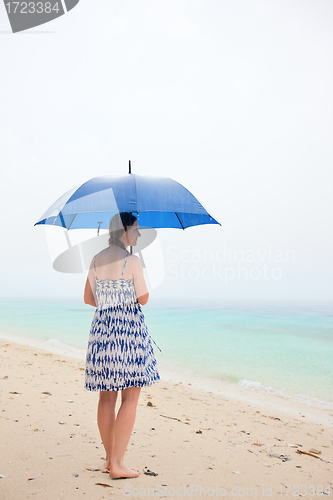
[84,212,160,479]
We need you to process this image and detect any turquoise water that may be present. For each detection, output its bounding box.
[0,299,332,406]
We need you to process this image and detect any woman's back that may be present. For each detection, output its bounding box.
[92,246,149,306]
[94,247,134,281]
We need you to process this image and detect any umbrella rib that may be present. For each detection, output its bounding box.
[58,212,66,228]
[67,214,77,230]
[175,212,185,230]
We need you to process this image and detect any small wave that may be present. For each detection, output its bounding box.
[0,332,85,360]
[239,379,273,391]
[238,379,333,411]
[45,338,61,345]
[43,338,85,359]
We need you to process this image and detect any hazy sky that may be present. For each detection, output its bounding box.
[1,0,332,302]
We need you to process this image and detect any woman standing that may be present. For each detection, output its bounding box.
[84,212,160,479]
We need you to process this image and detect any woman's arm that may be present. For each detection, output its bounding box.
[138,291,149,306]
[132,255,149,306]
[84,260,97,307]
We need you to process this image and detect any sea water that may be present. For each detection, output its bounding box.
[0,299,332,409]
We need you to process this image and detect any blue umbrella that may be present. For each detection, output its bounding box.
[34,171,220,232]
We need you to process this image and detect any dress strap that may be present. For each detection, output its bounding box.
[120,255,128,278]
[93,257,97,280]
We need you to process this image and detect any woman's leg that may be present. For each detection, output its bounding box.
[97,390,118,469]
[109,386,141,478]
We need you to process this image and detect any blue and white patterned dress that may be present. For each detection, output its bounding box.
[85,255,160,392]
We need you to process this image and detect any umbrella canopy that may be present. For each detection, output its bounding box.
[34,174,220,231]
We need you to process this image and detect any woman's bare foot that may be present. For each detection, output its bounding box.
[109,464,140,479]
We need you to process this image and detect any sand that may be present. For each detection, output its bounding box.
[0,338,332,499]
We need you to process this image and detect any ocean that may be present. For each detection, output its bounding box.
[0,299,332,411]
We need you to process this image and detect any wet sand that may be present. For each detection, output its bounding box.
[0,339,332,499]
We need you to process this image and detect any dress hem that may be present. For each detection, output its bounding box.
[84,376,160,392]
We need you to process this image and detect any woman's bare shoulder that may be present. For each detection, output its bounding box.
[97,247,112,258]
[91,249,105,267]
[93,248,108,260]
[94,247,127,264]
[127,254,142,268]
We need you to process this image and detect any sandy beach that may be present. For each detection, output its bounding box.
[0,339,332,499]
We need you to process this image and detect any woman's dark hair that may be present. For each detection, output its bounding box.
[108,212,137,247]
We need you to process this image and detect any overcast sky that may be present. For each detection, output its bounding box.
[1,0,332,303]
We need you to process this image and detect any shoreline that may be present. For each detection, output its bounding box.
[1,297,332,415]
[0,338,332,499]
[1,331,333,426]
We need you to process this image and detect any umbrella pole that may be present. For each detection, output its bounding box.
[129,160,132,253]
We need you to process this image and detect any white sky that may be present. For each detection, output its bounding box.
[0,0,332,302]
